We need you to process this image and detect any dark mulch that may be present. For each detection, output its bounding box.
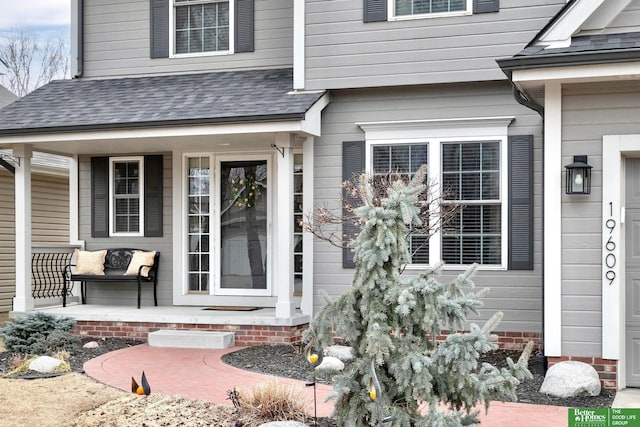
[0,337,144,377]
[0,339,616,427]
[222,344,616,409]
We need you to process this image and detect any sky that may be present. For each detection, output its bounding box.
[0,0,70,32]
[0,0,71,92]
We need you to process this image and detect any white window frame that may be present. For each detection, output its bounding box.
[169,0,234,58]
[109,156,144,237]
[388,0,472,21]
[358,117,512,271]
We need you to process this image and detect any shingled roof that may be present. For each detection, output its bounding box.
[0,68,325,135]
[498,32,640,73]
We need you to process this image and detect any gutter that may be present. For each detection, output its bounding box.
[497,48,640,74]
[509,82,547,372]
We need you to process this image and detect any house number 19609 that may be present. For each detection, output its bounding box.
[605,202,617,285]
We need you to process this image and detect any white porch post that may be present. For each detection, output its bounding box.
[12,144,34,312]
[301,136,314,315]
[544,81,563,357]
[275,133,295,318]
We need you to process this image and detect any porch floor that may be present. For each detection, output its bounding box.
[24,304,310,327]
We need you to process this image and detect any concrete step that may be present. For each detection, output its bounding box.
[148,330,234,349]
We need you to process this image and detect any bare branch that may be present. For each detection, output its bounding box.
[303,167,460,258]
[0,30,69,96]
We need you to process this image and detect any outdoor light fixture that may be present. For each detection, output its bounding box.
[564,155,592,195]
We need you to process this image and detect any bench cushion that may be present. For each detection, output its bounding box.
[124,250,157,277]
[74,249,107,275]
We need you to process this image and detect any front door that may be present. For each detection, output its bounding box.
[625,158,640,386]
[217,159,269,294]
[185,155,270,298]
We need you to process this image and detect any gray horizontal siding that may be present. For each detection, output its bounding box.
[83,0,293,78]
[581,0,640,36]
[313,82,544,334]
[304,0,565,90]
[560,80,640,357]
[78,153,172,307]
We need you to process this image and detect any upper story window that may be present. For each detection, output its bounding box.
[174,0,230,54]
[110,157,144,236]
[394,0,469,17]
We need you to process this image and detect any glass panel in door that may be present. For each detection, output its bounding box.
[220,160,268,290]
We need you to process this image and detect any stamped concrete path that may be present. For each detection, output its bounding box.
[84,344,569,426]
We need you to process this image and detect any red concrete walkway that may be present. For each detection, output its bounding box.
[84,344,570,426]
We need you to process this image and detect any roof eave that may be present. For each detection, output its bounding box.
[497,48,640,74]
[0,112,307,137]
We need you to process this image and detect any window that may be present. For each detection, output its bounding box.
[110,158,144,235]
[372,144,429,264]
[174,0,229,54]
[293,153,304,295]
[441,141,501,265]
[366,137,505,268]
[392,0,470,18]
[187,156,211,293]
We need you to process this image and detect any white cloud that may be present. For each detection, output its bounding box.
[0,0,70,29]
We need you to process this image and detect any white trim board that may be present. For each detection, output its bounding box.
[601,135,640,371]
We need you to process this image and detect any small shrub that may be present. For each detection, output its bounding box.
[0,312,76,354]
[237,378,310,425]
[52,349,71,362]
[8,353,31,372]
[44,329,81,353]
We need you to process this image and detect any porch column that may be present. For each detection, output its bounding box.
[543,81,562,357]
[12,144,34,312]
[275,133,295,318]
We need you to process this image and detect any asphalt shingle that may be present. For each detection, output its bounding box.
[0,68,325,134]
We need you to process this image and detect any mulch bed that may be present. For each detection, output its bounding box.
[0,338,615,426]
[221,344,616,409]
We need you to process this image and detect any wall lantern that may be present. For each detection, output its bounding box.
[564,155,592,195]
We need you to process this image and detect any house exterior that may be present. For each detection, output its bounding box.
[498,0,640,390]
[2,0,640,390]
[0,86,71,321]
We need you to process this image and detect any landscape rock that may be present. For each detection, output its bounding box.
[83,341,100,349]
[258,422,309,427]
[539,361,601,398]
[324,345,354,362]
[315,356,344,372]
[29,356,63,373]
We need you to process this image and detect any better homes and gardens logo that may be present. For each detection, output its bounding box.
[571,408,608,427]
[568,408,640,427]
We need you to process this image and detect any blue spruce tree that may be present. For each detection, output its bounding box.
[306,166,532,426]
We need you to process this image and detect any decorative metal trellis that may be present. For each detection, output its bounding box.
[31,247,76,299]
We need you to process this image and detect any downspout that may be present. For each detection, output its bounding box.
[511,84,547,373]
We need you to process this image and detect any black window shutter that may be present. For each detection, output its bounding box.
[235,0,255,53]
[364,0,387,22]
[144,155,164,237]
[473,0,499,13]
[150,0,169,58]
[91,157,109,238]
[342,141,365,268]
[508,135,533,270]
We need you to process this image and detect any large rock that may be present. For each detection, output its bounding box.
[324,345,354,362]
[539,361,601,398]
[315,356,345,372]
[29,356,63,373]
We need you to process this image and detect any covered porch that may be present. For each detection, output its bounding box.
[0,68,328,326]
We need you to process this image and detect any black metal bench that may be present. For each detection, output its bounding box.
[63,248,160,309]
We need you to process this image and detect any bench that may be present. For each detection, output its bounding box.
[63,248,160,309]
